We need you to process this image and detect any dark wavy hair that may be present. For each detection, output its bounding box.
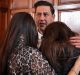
[40,21,78,73]
[34,1,55,15]
[1,12,38,74]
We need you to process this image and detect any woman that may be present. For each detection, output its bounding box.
[1,12,55,75]
[40,21,80,75]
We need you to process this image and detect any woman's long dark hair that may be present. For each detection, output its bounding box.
[1,12,38,74]
[40,21,77,73]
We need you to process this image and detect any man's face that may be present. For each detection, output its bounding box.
[35,6,55,34]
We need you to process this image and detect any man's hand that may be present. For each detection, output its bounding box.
[70,35,80,48]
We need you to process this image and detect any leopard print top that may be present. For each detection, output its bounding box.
[7,35,56,75]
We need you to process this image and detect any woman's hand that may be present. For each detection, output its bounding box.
[68,56,80,75]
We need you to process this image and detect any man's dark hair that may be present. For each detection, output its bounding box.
[34,1,55,15]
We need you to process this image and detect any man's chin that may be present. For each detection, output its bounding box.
[40,28,46,32]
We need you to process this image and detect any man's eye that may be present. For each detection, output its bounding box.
[36,13,41,16]
[43,13,48,16]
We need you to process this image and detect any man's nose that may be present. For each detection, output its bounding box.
[40,14,45,20]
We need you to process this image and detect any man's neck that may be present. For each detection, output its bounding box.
[38,29,43,35]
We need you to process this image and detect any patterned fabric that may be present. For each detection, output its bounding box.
[7,35,55,75]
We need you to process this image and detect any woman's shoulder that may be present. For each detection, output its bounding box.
[26,46,55,74]
[72,48,80,58]
[24,46,42,55]
[8,46,55,75]
[25,46,44,59]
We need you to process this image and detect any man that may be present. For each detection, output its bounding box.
[34,1,80,48]
[34,1,55,47]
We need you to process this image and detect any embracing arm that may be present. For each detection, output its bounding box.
[70,35,80,48]
[68,56,80,75]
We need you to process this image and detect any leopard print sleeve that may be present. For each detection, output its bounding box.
[7,35,56,75]
[8,46,56,75]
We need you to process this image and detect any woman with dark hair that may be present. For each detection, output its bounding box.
[40,21,80,75]
[1,12,55,75]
